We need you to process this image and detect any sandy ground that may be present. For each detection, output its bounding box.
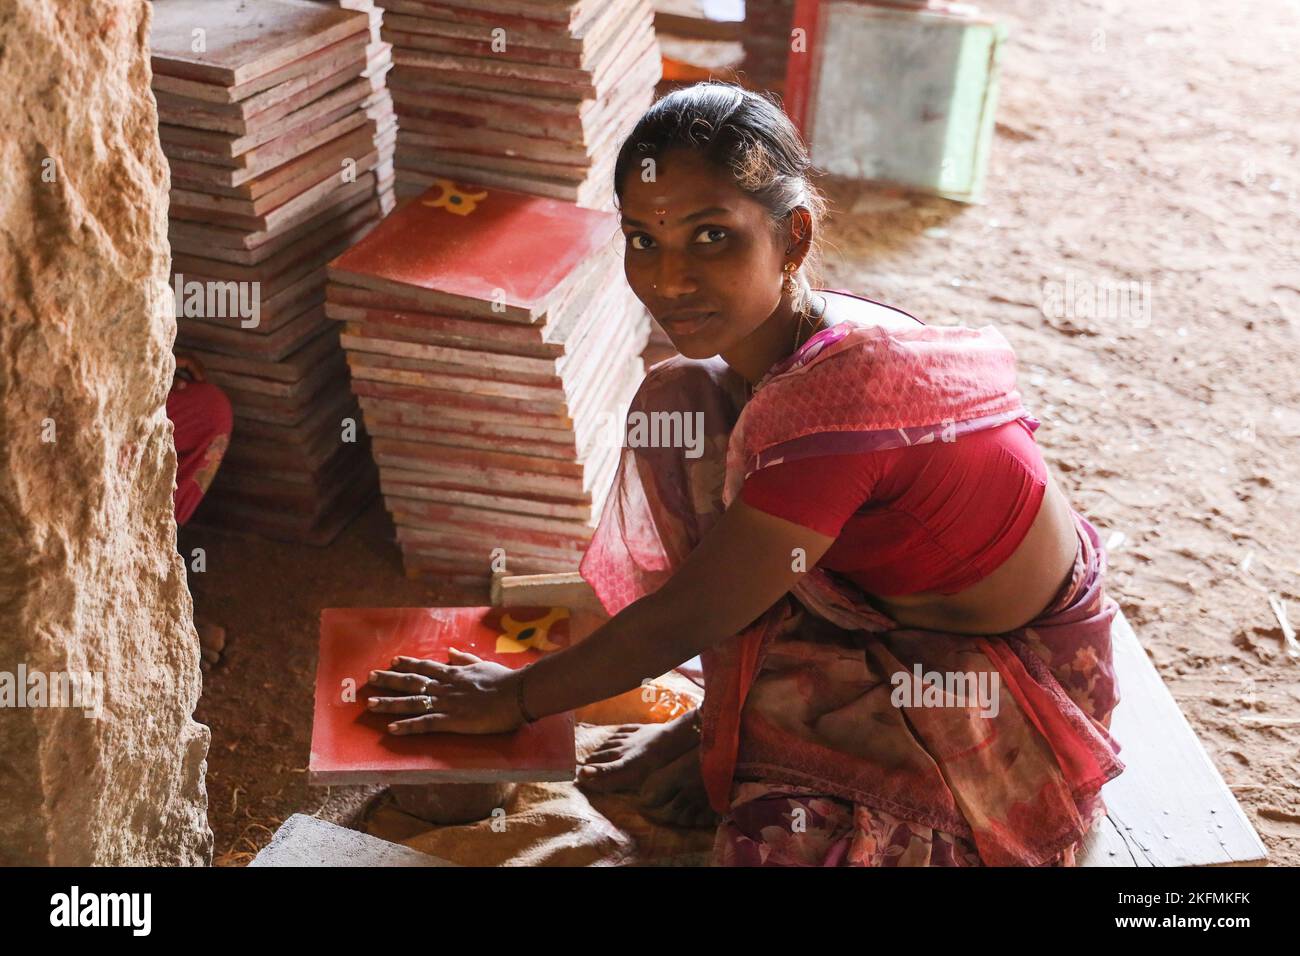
[186,0,1300,865]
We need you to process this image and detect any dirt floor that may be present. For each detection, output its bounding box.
[186,0,1300,865]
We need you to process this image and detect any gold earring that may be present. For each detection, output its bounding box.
[782,262,798,295]
[785,263,810,348]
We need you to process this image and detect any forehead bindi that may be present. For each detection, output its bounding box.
[621,202,737,229]
[620,153,744,227]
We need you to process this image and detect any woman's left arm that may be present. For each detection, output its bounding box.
[368,499,835,734]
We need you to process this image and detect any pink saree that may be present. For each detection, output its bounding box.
[578,315,1124,867]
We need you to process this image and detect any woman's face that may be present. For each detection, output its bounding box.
[618,148,789,359]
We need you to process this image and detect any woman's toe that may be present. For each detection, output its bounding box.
[577,758,637,792]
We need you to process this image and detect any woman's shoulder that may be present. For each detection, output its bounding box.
[817,289,925,333]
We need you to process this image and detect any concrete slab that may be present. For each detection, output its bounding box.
[250,813,456,866]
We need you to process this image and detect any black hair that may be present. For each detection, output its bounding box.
[613,81,827,309]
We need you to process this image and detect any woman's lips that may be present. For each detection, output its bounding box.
[661,311,717,336]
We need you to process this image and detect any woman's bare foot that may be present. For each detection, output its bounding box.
[577,710,700,794]
[637,747,721,829]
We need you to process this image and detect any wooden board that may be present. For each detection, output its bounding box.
[210,444,371,505]
[155,60,364,136]
[169,125,377,200]
[388,20,655,101]
[169,194,379,266]
[309,606,577,784]
[234,388,358,447]
[388,50,658,151]
[376,0,607,34]
[393,149,617,208]
[164,113,372,187]
[1079,611,1268,867]
[193,467,376,546]
[326,302,563,358]
[170,149,380,230]
[185,324,340,384]
[381,2,649,73]
[161,99,369,172]
[159,78,372,161]
[177,304,330,362]
[154,35,369,123]
[152,31,373,105]
[150,0,368,87]
[169,174,376,250]
[380,476,593,522]
[217,364,350,426]
[361,412,578,460]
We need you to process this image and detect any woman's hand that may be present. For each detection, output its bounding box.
[366,649,526,735]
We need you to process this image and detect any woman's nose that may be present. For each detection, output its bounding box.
[654,252,698,299]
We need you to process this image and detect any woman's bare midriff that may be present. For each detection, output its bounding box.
[865,475,1081,634]
[807,291,1082,635]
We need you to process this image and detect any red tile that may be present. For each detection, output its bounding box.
[310,606,576,784]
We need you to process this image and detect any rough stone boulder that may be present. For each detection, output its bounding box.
[0,0,211,864]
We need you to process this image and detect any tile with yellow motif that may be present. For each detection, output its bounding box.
[310,606,576,784]
[326,177,619,322]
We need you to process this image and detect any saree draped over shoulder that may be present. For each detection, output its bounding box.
[578,320,1124,866]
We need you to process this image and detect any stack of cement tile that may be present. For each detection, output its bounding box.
[150,0,396,543]
[380,0,662,209]
[326,180,649,585]
[740,0,794,93]
[651,0,745,95]
[309,0,398,214]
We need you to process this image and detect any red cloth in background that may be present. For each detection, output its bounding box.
[739,418,1048,596]
[167,380,232,526]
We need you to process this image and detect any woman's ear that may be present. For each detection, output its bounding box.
[785,206,815,264]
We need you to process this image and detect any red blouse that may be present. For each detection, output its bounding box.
[739,418,1048,597]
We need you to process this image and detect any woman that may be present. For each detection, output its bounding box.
[366,82,1124,867]
[170,352,233,668]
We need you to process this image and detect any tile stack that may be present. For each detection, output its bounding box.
[379,0,662,210]
[150,0,396,544]
[651,0,745,96]
[327,180,649,587]
[740,0,795,94]
[310,0,398,214]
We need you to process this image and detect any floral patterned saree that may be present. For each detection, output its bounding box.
[578,317,1124,866]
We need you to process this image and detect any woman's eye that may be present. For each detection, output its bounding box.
[626,229,724,250]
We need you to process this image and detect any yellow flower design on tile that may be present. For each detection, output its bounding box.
[421,178,489,216]
[496,607,568,654]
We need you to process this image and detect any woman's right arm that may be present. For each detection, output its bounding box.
[519,497,838,719]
